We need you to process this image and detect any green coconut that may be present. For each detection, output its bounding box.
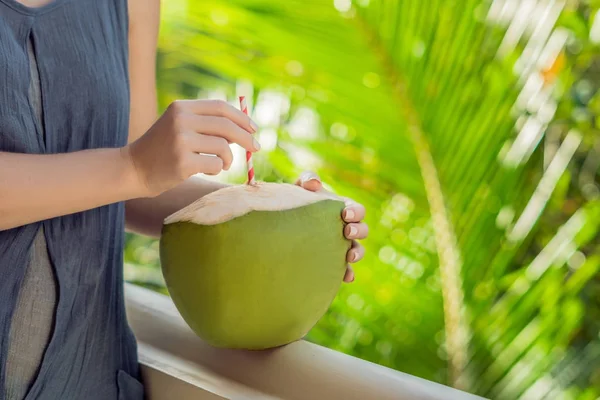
[160,182,351,350]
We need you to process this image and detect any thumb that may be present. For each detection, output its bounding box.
[295,171,322,192]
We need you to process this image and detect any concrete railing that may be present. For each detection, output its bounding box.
[124,283,485,400]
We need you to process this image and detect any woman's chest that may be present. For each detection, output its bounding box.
[0,0,130,153]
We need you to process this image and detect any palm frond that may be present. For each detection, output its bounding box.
[124,0,600,397]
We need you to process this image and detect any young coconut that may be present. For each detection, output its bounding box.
[160,182,351,350]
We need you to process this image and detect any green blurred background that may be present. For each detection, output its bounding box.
[124,0,600,398]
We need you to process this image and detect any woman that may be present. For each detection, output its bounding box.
[0,0,368,398]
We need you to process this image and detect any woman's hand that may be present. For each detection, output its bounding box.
[296,171,368,283]
[125,99,261,197]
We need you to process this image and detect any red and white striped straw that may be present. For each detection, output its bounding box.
[239,96,256,185]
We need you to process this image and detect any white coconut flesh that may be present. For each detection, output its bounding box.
[164,182,342,226]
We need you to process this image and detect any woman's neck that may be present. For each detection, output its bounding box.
[14,0,54,7]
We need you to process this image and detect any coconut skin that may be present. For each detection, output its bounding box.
[160,184,351,349]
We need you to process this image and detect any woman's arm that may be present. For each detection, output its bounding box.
[0,0,258,232]
[0,0,154,231]
[0,149,142,231]
[124,0,231,237]
[125,176,228,237]
[0,96,257,232]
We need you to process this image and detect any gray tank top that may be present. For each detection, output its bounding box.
[0,1,143,399]
[4,39,57,400]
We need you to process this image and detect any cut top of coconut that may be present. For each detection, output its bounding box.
[164,182,342,226]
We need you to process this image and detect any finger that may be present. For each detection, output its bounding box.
[342,203,366,223]
[346,241,365,263]
[190,115,260,153]
[184,133,233,170]
[343,265,355,283]
[294,171,322,192]
[191,154,224,176]
[345,222,368,240]
[175,99,258,134]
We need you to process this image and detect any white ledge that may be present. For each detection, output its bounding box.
[125,283,485,400]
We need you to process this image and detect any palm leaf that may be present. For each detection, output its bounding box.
[124,0,600,398]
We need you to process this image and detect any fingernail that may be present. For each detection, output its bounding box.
[348,225,358,238]
[302,171,321,184]
[351,276,355,282]
[253,138,261,151]
[344,209,355,221]
[250,120,259,133]
[350,251,358,262]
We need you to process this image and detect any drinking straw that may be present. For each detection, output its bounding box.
[239,96,256,185]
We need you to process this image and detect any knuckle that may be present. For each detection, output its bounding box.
[218,116,236,132]
[171,111,188,132]
[215,118,238,141]
[213,157,225,172]
[229,122,250,146]
[216,137,229,149]
[168,100,184,113]
[211,99,229,115]
[204,157,223,174]
[217,137,229,149]
[223,150,234,167]
[228,118,240,131]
